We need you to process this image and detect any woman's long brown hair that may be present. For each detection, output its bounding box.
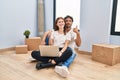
[54,17,66,35]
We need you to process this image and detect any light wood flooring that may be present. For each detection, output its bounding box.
[0,50,120,80]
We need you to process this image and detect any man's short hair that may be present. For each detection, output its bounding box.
[64,15,74,22]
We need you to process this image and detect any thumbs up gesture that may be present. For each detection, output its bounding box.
[73,26,79,33]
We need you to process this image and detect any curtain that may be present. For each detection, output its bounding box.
[38,0,44,37]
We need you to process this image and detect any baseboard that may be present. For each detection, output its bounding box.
[0,47,91,55]
[0,47,15,52]
[75,48,91,55]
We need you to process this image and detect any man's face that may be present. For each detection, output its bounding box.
[65,17,73,28]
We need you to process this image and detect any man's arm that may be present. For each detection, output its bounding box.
[73,26,81,47]
[49,31,54,45]
[41,30,52,45]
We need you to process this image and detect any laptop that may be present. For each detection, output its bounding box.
[39,45,59,57]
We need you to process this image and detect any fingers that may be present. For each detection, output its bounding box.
[75,25,78,29]
[73,25,80,33]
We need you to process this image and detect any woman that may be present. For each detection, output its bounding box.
[31,17,72,69]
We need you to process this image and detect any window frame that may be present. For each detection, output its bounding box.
[111,0,120,36]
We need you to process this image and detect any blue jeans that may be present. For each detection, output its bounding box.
[45,36,49,45]
[62,50,76,67]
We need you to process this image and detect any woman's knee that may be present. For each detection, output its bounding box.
[31,50,40,58]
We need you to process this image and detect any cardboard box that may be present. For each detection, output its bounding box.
[92,44,120,65]
[16,45,28,54]
[25,37,41,51]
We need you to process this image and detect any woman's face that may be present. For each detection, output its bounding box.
[56,19,65,29]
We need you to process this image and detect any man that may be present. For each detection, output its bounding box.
[54,15,81,77]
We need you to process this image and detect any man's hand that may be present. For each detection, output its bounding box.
[40,41,46,45]
[73,26,79,33]
[48,30,52,37]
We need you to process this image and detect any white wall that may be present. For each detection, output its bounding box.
[79,0,113,52]
[56,0,80,29]
[110,36,120,45]
[0,0,37,49]
[1,0,120,51]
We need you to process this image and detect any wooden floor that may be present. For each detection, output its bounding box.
[0,50,120,80]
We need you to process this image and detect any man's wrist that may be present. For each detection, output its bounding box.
[76,31,80,34]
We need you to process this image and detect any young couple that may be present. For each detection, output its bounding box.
[31,15,81,77]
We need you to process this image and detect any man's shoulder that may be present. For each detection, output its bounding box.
[68,29,76,34]
[67,29,76,39]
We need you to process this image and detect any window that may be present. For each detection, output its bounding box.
[54,0,81,29]
[111,0,120,35]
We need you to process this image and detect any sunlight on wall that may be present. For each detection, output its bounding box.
[56,0,80,29]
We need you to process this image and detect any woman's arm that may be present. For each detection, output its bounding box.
[58,40,70,57]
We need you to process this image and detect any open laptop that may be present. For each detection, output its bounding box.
[39,45,59,57]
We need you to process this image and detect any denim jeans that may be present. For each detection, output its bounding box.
[45,36,49,45]
[62,50,76,67]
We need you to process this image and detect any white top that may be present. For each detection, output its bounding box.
[67,29,76,49]
[50,31,71,48]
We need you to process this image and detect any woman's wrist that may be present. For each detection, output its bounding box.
[60,50,64,53]
[58,51,62,57]
[59,51,62,54]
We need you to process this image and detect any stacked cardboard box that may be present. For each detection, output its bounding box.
[92,44,120,65]
[25,37,41,51]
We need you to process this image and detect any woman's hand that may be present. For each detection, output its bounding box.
[58,51,62,57]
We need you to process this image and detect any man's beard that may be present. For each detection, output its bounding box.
[65,26,71,28]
